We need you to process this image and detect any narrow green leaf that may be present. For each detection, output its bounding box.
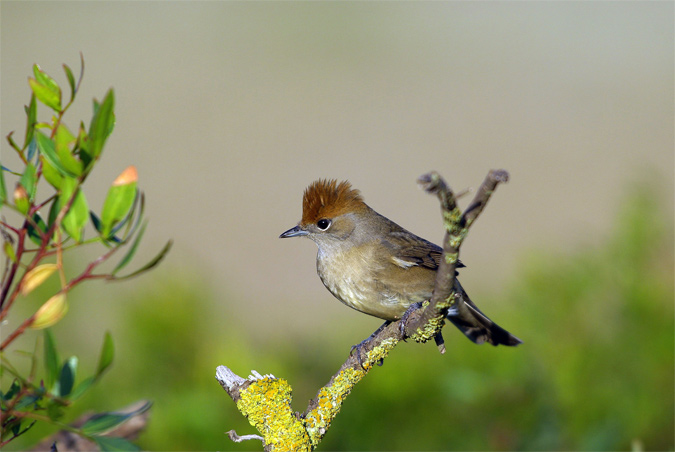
[33,65,60,93]
[24,93,37,148]
[41,156,63,189]
[55,124,82,176]
[48,196,60,230]
[112,222,147,275]
[114,239,173,280]
[81,401,151,436]
[77,121,93,170]
[3,380,20,401]
[58,356,77,398]
[36,131,76,178]
[20,162,37,201]
[59,177,89,242]
[28,78,61,112]
[69,375,95,401]
[90,211,121,244]
[97,331,114,377]
[32,65,62,111]
[0,165,6,205]
[26,136,37,162]
[92,436,140,452]
[4,242,17,263]
[101,171,137,237]
[44,329,59,390]
[63,64,76,102]
[88,89,115,160]
[27,212,49,246]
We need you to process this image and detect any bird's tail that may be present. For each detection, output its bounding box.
[446,280,522,346]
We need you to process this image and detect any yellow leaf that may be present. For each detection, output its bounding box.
[21,264,58,296]
[30,293,68,329]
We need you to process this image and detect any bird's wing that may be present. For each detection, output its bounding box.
[386,231,465,270]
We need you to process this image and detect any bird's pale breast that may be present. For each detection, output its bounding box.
[316,241,436,320]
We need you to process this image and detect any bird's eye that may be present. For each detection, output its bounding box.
[317,219,331,230]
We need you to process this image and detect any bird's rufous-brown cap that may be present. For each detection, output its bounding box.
[301,179,366,225]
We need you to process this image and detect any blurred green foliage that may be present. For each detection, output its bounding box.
[6,183,673,451]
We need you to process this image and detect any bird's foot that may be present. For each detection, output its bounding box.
[399,301,425,338]
[350,320,391,369]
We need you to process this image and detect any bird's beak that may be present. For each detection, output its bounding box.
[279,225,309,238]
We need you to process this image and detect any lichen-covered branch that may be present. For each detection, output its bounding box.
[404,169,509,342]
[216,170,509,451]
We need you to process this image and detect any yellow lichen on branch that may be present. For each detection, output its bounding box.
[302,336,398,446]
[236,376,310,451]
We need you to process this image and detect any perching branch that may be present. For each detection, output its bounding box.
[216,170,510,451]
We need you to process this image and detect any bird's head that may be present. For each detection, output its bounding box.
[279,179,370,247]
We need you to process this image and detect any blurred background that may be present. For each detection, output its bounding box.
[1,1,673,450]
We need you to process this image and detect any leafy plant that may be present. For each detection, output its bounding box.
[0,56,171,450]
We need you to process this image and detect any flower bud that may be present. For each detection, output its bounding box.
[14,184,30,214]
[21,264,58,296]
[30,293,68,329]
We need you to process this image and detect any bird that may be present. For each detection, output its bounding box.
[279,179,521,347]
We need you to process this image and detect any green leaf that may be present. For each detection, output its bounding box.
[41,156,63,189]
[3,380,20,401]
[81,401,151,436]
[44,329,60,390]
[32,65,62,112]
[4,241,17,263]
[69,375,95,401]
[101,168,138,238]
[114,239,173,280]
[63,64,76,102]
[20,162,37,202]
[97,331,114,377]
[29,79,61,112]
[0,165,6,206]
[36,131,77,178]
[92,436,140,452]
[27,136,37,162]
[59,177,89,242]
[27,212,49,246]
[76,121,92,170]
[112,222,147,275]
[58,356,77,398]
[33,65,60,94]
[88,89,115,161]
[55,124,82,176]
[24,93,37,148]
[47,399,65,421]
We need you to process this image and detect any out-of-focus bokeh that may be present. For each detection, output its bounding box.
[1,2,673,451]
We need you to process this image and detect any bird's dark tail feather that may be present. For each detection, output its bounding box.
[446,280,522,346]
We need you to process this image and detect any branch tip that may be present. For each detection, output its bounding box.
[215,365,245,391]
[226,430,264,444]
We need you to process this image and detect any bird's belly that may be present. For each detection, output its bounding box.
[317,254,417,321]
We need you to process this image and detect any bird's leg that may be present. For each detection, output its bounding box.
[350,320,391,369]
[398,301,425,338]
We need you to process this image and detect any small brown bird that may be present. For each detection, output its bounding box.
[280,179,521,347]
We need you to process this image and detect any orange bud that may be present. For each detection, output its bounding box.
[30,293,68,329]
[112,166,138,186]
[21,264,58,296]
[13,184,28,200]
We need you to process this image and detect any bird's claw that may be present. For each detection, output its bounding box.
[350,320,391,369]
[399,301,425,338]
